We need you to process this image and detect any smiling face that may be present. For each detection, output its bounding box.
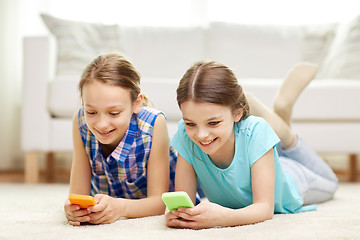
[180,100,242,165]
[82,80,142,151]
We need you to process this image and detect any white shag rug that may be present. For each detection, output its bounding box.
[0,183,359,240]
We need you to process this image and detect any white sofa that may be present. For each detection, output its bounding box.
[21,14,360,183]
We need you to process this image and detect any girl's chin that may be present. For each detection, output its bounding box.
[96,134,117,146]
[96,134,112,142]
[98,139,112,145]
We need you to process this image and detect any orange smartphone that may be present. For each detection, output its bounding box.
[69,194,96,209]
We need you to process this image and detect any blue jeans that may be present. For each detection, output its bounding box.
[277,136,338,205]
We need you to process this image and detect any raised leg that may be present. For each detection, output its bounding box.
[273,63,318,125]
[246,92,296,149]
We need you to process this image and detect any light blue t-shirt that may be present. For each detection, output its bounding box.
[171,116,316,213]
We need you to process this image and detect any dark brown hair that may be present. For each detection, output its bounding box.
[79,53,149,105]
[177,61,249,121]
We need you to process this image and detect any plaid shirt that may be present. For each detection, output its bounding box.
[78,107,177,199]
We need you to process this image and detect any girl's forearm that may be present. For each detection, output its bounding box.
[222,202,274,227]
[117,196,165,219]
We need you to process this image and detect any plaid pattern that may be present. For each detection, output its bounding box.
[78,107,177,199]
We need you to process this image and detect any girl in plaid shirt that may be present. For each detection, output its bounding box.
[64,53,176,226]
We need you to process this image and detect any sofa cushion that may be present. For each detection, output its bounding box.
[41,13,206,81]
[48,76,81,118]
[207,22,303,78]
[301,23,337,67]
[41,14,121,77]
[48,76,183,121]
[49,76,360,121]
[140,79,182,121]
[317,15,360,79]
[241,79,360,120]
[119,26,205,80]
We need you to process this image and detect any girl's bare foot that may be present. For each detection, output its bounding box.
[273,63,318,125]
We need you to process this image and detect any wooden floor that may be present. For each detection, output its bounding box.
[334,170,360,182]
[0,169,358,184]
[0,170,70,184]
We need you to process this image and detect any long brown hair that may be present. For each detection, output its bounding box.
[79,53,149,105]
[177,61,249,121]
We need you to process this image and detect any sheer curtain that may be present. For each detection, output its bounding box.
[1,0,359,170]
[0,0,23,169]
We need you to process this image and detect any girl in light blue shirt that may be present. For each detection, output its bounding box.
[165,61,338,229]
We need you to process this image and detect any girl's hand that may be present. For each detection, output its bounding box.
[64,199,91,226]
[166,201,229,230]
[87,194,123,224]
[164,208,181,228]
